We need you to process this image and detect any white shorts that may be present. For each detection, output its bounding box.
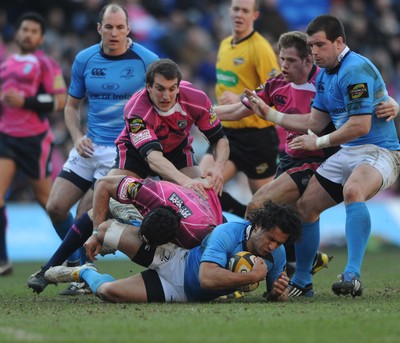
[149,243,189,303]
[62,144,116,181]
[317,144,400,191]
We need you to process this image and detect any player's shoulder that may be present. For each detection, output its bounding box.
[131,42,159,60]
[75,44,101,61]
[34,50,61,69]
[178,81,208,102]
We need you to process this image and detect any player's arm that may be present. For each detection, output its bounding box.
[146,150,211,199]
[243,88,330,134]
[375,96,399,122]
[203,136,229,196]
[92,175,126,232]
[199,258,266,290]
[214,101,253,121]
[64,95,94,158]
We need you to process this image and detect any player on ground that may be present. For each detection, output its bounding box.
[44,201,301,303]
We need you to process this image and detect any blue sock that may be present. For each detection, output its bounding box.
[292,221,320,287]
[0,206,8,261]
[53,213,80,263]
[80,269,115,294]
[44,212,93,269]
[344,202,371,277]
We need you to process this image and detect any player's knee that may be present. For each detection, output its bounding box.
[46,201,67,222]
[96,283,123,303]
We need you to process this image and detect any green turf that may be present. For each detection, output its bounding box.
[1,247,400,343]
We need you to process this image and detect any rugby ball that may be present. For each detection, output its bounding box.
[228,251,259,292]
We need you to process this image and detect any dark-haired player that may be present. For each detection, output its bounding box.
[45,201,302,303]
[0,12,67,275]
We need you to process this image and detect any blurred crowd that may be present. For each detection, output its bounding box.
[1,0,400,200]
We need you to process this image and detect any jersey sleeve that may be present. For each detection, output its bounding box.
[39,55,66,95]
[68,52,87,99]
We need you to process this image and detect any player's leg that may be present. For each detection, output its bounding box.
[289,175,337,296]
[0,158,17,275]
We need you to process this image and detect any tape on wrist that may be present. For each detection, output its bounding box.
[268,108,284,125]
[316,134,331,149]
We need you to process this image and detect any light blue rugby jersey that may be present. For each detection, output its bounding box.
[183,221,286,302]
[68,42,158,146]
[313,50,400,150]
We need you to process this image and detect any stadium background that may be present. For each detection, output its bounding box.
[1,0,400,260]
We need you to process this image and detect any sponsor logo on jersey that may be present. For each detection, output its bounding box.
[102,83,120,90]
[209,107,217,125]
[129,117,146,133]
[216,68,239,87]
[233,57,245,65]
[91,68,107,77]
[168,193,192,219]
[131,129,152,145]
[317,81,325,92]
[348,83,369,100]
[273,94,287,105]
[255,162,269,174]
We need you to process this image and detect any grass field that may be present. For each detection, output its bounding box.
[1,246,400,343]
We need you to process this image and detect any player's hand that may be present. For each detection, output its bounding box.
[288,130,318,151]
[375,99,399,122]
[219,91,241,105]
[75,135,94,158]
[251,257,268,282]
[183,178,211,200]
[201,167,224,196]
[84,234,103,261]
[243,89,271,120]
[270,272,290,299]
[2,89,24,108]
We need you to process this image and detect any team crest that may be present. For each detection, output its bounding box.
[348,83,369,100]
[177,120,187,129]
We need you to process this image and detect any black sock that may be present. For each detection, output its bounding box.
[44,212,93,269]
[219,191,247,218]
[0,206,7,261]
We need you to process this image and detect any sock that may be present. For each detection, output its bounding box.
[219,191,246,218]
[53,212,80,263]
[80,268,115,294]
[0,206,8,261]
[344,202,371,277]
[44,212,93,270]
[284,242,296,262]
[291,221,320,287]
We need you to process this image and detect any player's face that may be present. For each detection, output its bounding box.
[279,47,311,84]
[247,226,288,256]
[307,31,341,70]
[98,8,130,56]
[15,20,43,54]
[147,74,180,112]
[229,0,259,40]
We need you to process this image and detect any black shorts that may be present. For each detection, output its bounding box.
[0,131,53,179]
[113,141,198,178]
[276,153,325,196]
[207,126,279,179]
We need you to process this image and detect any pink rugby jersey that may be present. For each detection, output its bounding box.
[116,176,223,248]
[117,81,223,157]
[0,50,66,137]
[243,67,324,159]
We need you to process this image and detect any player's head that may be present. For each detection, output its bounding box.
[139,206,181,246]
[229,0,260,39]
[146,59,183,112]
[15,12,46,53]
[246,201,302,256]
[306,15,346,44]
[277,31,313,84]
[306,15,346,70]
[97,3,130,56]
